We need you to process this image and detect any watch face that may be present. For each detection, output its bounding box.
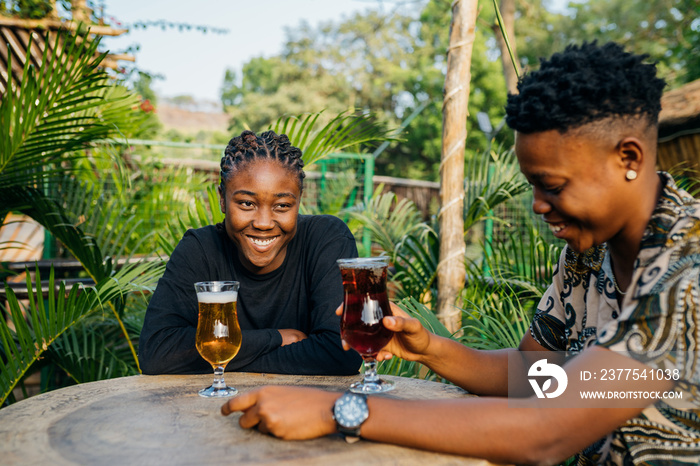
[334,393,369,429]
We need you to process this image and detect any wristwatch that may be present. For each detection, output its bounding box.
[332,391,369,443]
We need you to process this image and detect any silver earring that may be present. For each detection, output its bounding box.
[626,170,637,181]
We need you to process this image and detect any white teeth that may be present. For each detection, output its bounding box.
[549,223,565,233]
[251,237,275,246]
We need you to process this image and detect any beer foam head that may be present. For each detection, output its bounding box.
[337,257,388,271]
[196,291,238,303]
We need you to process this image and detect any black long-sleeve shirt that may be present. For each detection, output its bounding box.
[138,215,362,375]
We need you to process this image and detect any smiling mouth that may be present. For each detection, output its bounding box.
[248,236,278,247]
[547,222,567,234]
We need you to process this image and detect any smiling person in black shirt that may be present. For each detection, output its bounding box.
[138,130,362,375]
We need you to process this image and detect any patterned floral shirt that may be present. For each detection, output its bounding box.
[530,172,700,465]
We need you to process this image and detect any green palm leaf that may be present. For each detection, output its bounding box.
[157,185,223,257]
[344,185,426,255]
[1,186,107,280]
[0,30,125,189]
[392,227,440,302]
[385,147,529,303]
[56,175,154,262]
[378,297,455,380]
[48,320,136,384]
[470,219,562,291]
[464,147,529,231]
[0,260,162,406]
[461,280,536,350]
[271,110,397,167]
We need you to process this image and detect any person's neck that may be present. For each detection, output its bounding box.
[607,172,663,290]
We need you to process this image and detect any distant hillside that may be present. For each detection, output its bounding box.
[156,100,230,134]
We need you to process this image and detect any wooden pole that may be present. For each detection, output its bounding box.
[437,0,478,333]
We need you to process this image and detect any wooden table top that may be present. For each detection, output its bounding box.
[0,372,500,465]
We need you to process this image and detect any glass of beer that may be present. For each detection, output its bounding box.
[194,281,241,398]
[337,257,395,393]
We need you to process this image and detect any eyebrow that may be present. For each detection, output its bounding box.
[232,190,297,200]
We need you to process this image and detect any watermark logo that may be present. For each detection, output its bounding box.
[528,358,568,398]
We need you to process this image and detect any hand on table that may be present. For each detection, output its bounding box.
[221,385,338,440]
[278,329,308,346]
[335,301,433,362]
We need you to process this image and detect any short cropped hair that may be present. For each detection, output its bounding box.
[505,41,666,134]
[220,130,305,193]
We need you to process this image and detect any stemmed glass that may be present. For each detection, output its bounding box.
[194,281,241,398]
[337,257,395,393]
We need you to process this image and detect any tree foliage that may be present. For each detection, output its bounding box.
[220,3,508,181]
[220,0,698,182]
[517,0,700,87]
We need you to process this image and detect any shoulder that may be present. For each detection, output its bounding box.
[636,174,700,295]
[644,172,700,250]
[297,215,354,241]
[182,223,223,245]
[175,224,223,254]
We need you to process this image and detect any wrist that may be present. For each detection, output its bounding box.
[419,334,451,368]
[332,391,369,442]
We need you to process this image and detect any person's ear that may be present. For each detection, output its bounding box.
[218,185,226,213]
[617,137,644,174]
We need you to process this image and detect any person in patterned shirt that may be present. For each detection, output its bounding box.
[220,42,700,465]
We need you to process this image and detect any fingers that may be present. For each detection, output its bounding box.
[279,329,308,346]
[388,301,409,318]
[239,404,262,429]
[221,389,258,416]
[383,314,421,334]
[336,302,351,350]
[221,389,264,430]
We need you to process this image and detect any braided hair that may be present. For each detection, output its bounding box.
[220,130,305,194]
[505,41,666,134]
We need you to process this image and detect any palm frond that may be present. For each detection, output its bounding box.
[392,227,440,303]
[378,297,455,380]
[471,219,562,291]
[0,30,127,189]
[464,147,529,231]
[58,175,160,262]
[1,186,107,280]
[48,320,136,384]
[344,185,427,256]
[460,280,536,350]
[0,260,163,406]
[157,185,222,257]
[271,110,398,167]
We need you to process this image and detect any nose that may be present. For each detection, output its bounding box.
[252,207,275,230]
[531,187,552,216]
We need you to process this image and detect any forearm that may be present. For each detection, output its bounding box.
[417,336,513,396]
[234,331,362,375]
[362,396,612,465]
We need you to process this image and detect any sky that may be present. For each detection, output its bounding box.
[98,0,385,105]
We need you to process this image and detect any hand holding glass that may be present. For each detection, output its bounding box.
[337,257,395,393]
[194,281,241,398]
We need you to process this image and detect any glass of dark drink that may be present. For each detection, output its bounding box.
[194,281,241,398]
[337,257,395,393]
